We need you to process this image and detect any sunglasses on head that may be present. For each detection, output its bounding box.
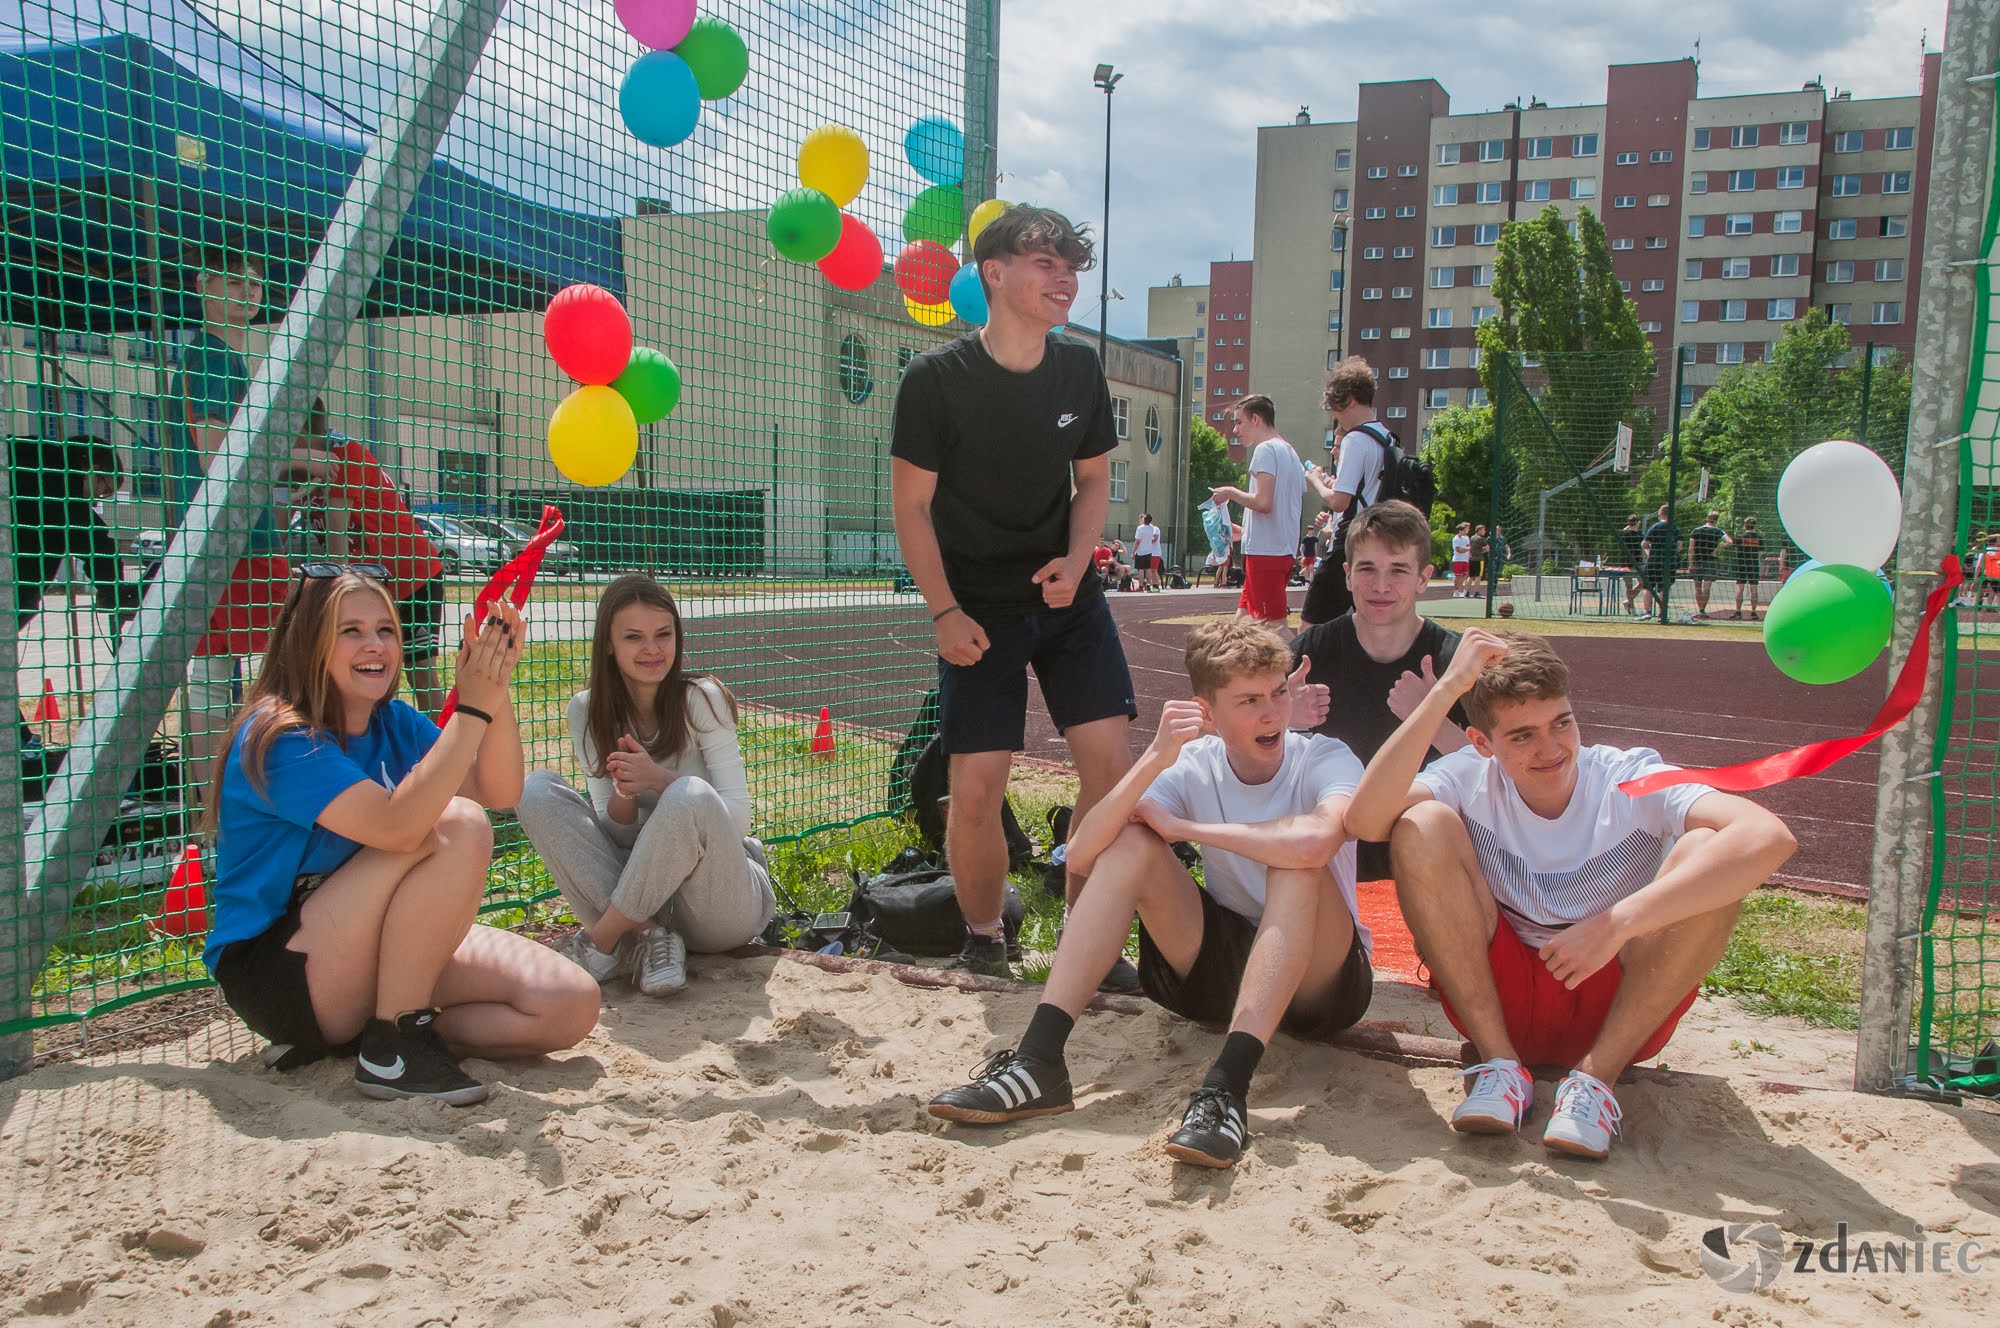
[296,562,390,582]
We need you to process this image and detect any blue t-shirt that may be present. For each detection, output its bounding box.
[165,331,281,556]
[204,700,442,969]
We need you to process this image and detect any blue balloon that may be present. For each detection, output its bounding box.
[905,117,965,185]
[948,262,988,325]
[620,51,702,148]
[1787,557,1891,597]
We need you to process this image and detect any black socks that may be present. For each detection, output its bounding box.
[1018,1003,1075,1067]
[1202,1031,1266,1102]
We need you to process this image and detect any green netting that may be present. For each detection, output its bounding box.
[2,0,1004,1035]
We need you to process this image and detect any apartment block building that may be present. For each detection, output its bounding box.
[1145,260,1256,437]
[1248,56,1940,452]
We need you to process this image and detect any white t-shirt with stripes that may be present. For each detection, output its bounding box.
[1413,744,1712,948]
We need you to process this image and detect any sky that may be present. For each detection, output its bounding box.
[992,0,1952,341]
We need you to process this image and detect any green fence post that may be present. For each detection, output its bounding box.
[1659,354,1686,625]
[1859,340,1875,451]
[1486,353,1507,619]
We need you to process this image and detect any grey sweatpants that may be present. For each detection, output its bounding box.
[516,770,776,953]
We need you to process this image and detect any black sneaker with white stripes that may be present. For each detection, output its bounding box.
[1163,1085,1248,1168]
[353,1008,489,1107]
[927,1048,1074,1125]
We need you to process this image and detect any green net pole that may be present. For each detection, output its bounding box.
[1660,356,1685,626]
[1485,352,1507,620]
[1859,341,1875,451]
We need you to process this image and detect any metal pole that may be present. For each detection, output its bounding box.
[1098,81,1114,367]
[1858,0,1999,1095]
[1660,355,1686,625]
[1487,353,1507,618]
[0,0,511,1077]
[1859,339,1875,451]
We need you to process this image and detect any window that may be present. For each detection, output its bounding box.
[1386,245,1413,260]
[1389,327,1412,339]
[1833,129,1864,153]
[1570,177,1596,200]
[1111,396,1130,438]
[1360,327,1382,341]
[1335,149,1353,171]
[1429,266,1455,289]
[1386,365,1410,378]
[1437,142,1462,166]
[1361,287,1383,300]
[1651,148,1675,163]
[1772,253,1800,277]
[1432,226,1457,247]
[1426,307,1453,328]
[1363,206,1387,221]
[1366,164,1388,179]
[1831,174,1861,197]
[1690,172,1709,194]
[1394,204,1418,218]
[1776,166,1806,189]
[1362,245,1385,259]
[1681,300,1702,323]
[1527,137,1553,159]
[1391,285,1414,299]
[1613,194,1637,208]
[1616,150,1639,166]
[1882,171,1912,194]
[1471,264,1493,287]
[1433,183,1459,206]
[1195,351,1205,366]
[1780,121,1811,146]
[437,448,490,502]
[1144,406,1161,454]
[1727,169,1756,192]
[1332,188,1350,210]
[1213,336,1227,346]
[1397,164,1419,177]
[1473,223,1501,244]
[1871,345,1897,367]
[1108,459,1128,502]
[1619,279,1632,293]
[1467,386,1490,406]
[1329,271,1344,292]
[1827,217,1858,240]
[1426,388,1451,410]
[57,332,111,356]
[1716,342,1745,364]
[1873,301,1902,325]
[1575,133,1600,156]
[1644,236,1668,249]
[1331,227,1347,251]
[1725,213,1754,236]
[1886,127,1915,150]
[1472,305,1498,324]
[1469,347,1483,368]
[1640,320,1663,333]
[1479,139,1506,162]
[1687,215,1706,237]
[1384,406,1409,419]
[1722,299,1747,322]
[1424,347,1452,369]
[1767,298,1798,320]
[1875,258,1905,282]
[1235,312,1247,319]
[1213,410,1227,421]
[1685,258,1705,280]
[1232,387,1244,396]
[1680,384,1696,408]
[1474,180,1503,204]
[1523,179,1551,201]
[1774,210,1803,234]
[1647,193,1670,207]
[1693,127,1711,151]
[1826,260,1855,283]
[1194,300,1206,316]
[1326,312,1342,332]
[1641,277,1666,292]
[1721,257,1750,279]
[1233,362,1245,370]
[1827,303,1852,324]
[1731,125,1760,148]
[1882,215,1909,237]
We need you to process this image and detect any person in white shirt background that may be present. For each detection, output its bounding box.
[1132,512,1164,591]
[1208,394,1306,637]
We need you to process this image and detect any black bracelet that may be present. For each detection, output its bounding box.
[454,704,494,725]
[932,604,963,622]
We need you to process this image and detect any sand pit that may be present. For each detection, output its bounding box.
[2,957,1997,1326]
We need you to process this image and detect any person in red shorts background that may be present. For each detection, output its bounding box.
[1208,394,1304,638]
[1346,628,1796,1161]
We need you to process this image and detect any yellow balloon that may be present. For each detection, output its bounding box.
[968,197,1009,247]
[547,385,638,487]
[906,297,955,327]
[797,125,869,208]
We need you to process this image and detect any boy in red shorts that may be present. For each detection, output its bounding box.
[1210,395,1304,636]
[1346,628,1795,1160]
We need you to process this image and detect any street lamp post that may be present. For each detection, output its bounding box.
[1332,210,1350,362]
[1093,62,1122,368]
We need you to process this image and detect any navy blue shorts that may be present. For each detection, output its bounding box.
[938,594,1136,754]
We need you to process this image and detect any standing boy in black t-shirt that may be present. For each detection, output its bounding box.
[1287,500,1470,879]
[1642,505,1681,619]
[891,206,1138,980]
[1686,510,1731,621]
[1731,515,1765,620]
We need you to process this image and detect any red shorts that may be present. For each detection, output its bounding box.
[1452,560,1470,576]
[1432,919,1698,1068]
[196,556,292,657]
[1238,554,1293,623]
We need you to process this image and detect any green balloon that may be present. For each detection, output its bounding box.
[1762,565,1893,685]
[903,183,964,247]
[673,16,749,101]
[767,187,842,262]
[612,346,682,424]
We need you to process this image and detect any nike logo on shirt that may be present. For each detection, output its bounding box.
[1056,413,1079,428]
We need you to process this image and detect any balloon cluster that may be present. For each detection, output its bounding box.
[615,1,748,149]
[1762,440,1902,685]
[542,284,682,487]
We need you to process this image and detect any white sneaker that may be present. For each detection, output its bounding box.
[635,926,689,997]
[554,928,630,985]
[1452,1058,1535,1135]
[1542,1069,1622,1160]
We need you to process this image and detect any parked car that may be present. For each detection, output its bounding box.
[489,516,582,577]
[134,528,167,575]
[413,512,513,575]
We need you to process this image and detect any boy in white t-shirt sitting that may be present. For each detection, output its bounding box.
[1346,629,1795,1160]
[927,621,1372,1169]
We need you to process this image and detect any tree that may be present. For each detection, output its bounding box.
[1185,413,1244,557]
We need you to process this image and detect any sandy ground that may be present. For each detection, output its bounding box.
[2,958,1997,1327]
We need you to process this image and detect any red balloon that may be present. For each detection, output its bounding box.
[818,214,886,292]
[543,283,633,385]
[893,241,956,306]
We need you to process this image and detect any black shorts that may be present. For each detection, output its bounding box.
[1135,553,1160,572]
[1736,568,1761,585]
[1692,561,1723,583]
[1300,542,1353,626]
[1136,885,1374,1039]
[213,873,352,1070]
[1468,558,1485,579]
[396,576,446,658]
[938,594,1136,754]
[1645,568,1674,595]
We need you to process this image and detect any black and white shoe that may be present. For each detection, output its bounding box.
[1098,955,1143,995]
[1163,1086,1248,1168]
[928,1048,1074,1125]
[945,932,1013,980]
[353,1008,490,1107]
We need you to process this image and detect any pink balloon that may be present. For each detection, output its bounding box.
[615,0,697,51]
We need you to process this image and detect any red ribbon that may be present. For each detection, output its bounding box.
[1619,556,1963,796]
[437,504,566,724]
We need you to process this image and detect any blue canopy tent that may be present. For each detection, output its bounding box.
[0,0,625,333]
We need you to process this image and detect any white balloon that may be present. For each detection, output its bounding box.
[1776,440,1902,570]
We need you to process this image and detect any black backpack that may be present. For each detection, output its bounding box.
[1352,421,1436,518]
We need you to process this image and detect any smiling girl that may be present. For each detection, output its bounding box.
[203,567,598,1105]
[516,575,774,997]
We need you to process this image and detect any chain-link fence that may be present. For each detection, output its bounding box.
[2,0,1003,1043]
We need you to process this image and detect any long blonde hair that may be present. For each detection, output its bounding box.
[201,570,403,834]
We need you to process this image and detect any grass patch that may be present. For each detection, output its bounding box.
[1703,889,1867,1029]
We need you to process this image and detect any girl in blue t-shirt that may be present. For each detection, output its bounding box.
[204,567,599,1105]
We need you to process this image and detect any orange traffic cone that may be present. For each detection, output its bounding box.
[152,843,210,940]
[33,678,60,723]
[810,705,835,757]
